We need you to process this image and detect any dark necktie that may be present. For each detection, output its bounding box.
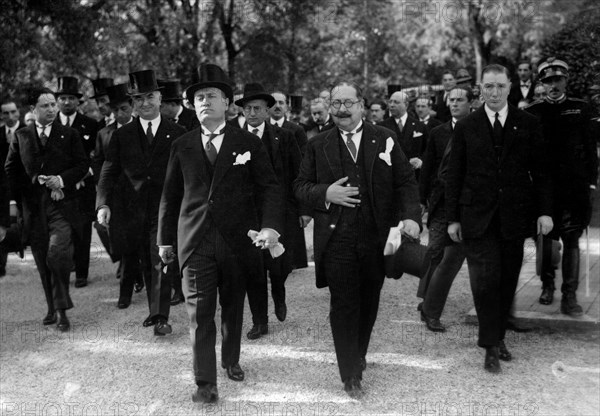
[397,118,404,133]
[343,131,358,160]
[146,121,154,144]
[204,130,221,165]
[493,112,503,154]
[251,128,259,136]
[39,126,48,147]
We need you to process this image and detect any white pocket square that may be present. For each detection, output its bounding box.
[378,137,394,166]
[233,151,251,165]
[413,131,423,138]
[83,134,90,140]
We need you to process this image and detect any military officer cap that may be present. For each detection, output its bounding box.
[538,58,569,82]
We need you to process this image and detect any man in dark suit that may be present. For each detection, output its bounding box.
[508,61,535,106]
[5,88,89,331]
[446,64,553,373]
[234,83,306,339]
[91,78,115,130]
[157,64,283,404]
[432,70,456,122]
[294,81,421,398]
[56,76,99,288]
[415,97,442,131]
[1,100,24,277]
[378,91,429,179]
[270,91,308,154]
[417,86,473,333]
[158,79,200,132]
[304,98,335,139]
[97,70,187,334]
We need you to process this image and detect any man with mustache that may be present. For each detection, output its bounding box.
[270,91,308,154]
[525,58,598,315]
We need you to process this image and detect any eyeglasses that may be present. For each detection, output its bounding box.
[482,83,508,92]
[330,99,361,109]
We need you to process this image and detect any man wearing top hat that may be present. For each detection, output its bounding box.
[157,63,283,404]
[96,70,186,333]
[234,83,304,339]
[525,58,598,316]
[270,91,308,154]
[158,79,200,132]
[55,76,99,289]
[294,81,421,398]
[5,87,89,331]
[91,78,115,130]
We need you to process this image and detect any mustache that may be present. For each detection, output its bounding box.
[334,112,351,118]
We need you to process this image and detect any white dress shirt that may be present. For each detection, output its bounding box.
[60,112,76,127]
[201,122,226,153]
[247,122,265,139]
[484,104,508,127]
[270,117,284,128]
[139,115,161,137]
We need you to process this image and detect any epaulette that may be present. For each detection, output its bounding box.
[523,99,543,109]
[568,97,588,103]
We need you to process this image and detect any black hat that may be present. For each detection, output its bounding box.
[128,69,163,96]
[289,95,303,112]
[56,76,83,98]
[384,238,428,280]
[157,79,184,102]
[106,83,131,106]
[387,84,402,96]
[455,68,472,84]
[235,83,276,108]
[538,58,569,82]
[91,78,114,99]
[185,63,234,103]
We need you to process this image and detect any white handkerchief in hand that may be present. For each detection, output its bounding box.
[384,224,403,255]
[247,229,286,258]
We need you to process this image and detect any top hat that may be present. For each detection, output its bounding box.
[387,84,402,96]
[289,95,303,112]
[235,83,276,108]
[128,70,163,96]
[158,79,184,102]
[91,78,114,99]
[384,238,428,280]
[185,63,234,103]
[106,83,131,106]
[56,76,83,98]
[538,58,569,82]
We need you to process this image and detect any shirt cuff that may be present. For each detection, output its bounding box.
[158,245,173,250]
[260,228,280,238]
[57,176,64,188]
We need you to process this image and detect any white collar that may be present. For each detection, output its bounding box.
[139,115,161,128]
[270,117,284,127]
[201,121,226,135]
[247,122,265,137]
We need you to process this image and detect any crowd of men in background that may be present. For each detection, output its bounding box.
[0,57,598,402]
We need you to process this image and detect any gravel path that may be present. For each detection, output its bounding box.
[1,231,598,416]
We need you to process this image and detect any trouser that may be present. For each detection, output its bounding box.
[247,252,290,325]
[541,228,583,295]
[183,227,247,385]
[418,216,453,299]
[73,185,95,281]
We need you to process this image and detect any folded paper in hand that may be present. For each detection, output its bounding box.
[384,222,403,255]
[38,175,65,201]
[247,229,285,258]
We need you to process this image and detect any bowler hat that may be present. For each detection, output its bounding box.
[91,78,114,99]
[56,76,83,98]
[387,84,402,96]
[289,95,303,112]
[455,68,473,84]
[128,70,163,96]
[185,63,234,103]
[385,238,428,280]
[538,58,569,82]
[106,83,131,106]
[158,79,184,102]
[235,83,276,108]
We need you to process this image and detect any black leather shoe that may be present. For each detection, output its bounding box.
[117,297,131,309]
[360,356,367,372]
[498,340,512,362]
[539,287,554,305]
[57,310,70,332]
[484,347,501,373]
[170,290,185,306]
[43,311,57,325]
[74,278,87,288]
[225,363,245,381]
[192,383,218,403]
[274,302,287,322]
[421,311,446,332]
[134,281,144,293]
[247,324,268,340]
[143,315,157,327]
[154,318,172,336]
[343,376,364,399]
[505,317,533,333]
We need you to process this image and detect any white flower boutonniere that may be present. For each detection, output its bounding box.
[413,131,423,138]
[83,134,90,140]
[378,137,394,166]
[233,151,251,165]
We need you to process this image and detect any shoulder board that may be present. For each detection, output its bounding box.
[523,100,543,109]
[568,97,587,103]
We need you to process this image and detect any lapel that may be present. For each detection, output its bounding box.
[402,116,416,142]
[209,125,237,197]
[322,127,343,179]
[263,123,281,166]
[474,107,496,160]
[361,123,380,188]
[134,118,151,159]
[149,119,172,162]
[501,106,519,162]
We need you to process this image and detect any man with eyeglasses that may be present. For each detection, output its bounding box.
[157,64,283,404]
[97,70,187,333]
[294,81,421,398]
[525,58,598,316]
[446,64,553,374]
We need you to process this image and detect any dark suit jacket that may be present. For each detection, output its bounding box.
[157,124,283,274]
[176,107,200,132]
[422,117,443,132]
[508,80,535,106]
[5,122,89,240]
[378,115,429,161]
[419,121,453,224]
[0,166,8,228]
[305,118,335,140]
[96,117,186,255]
[279,119,308,154]
[1,123,25,164]
[294,122,421,288]
[66,113,99,159]
[433,91,452,122]
[93,122,118,182]
[445,105,553,240]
